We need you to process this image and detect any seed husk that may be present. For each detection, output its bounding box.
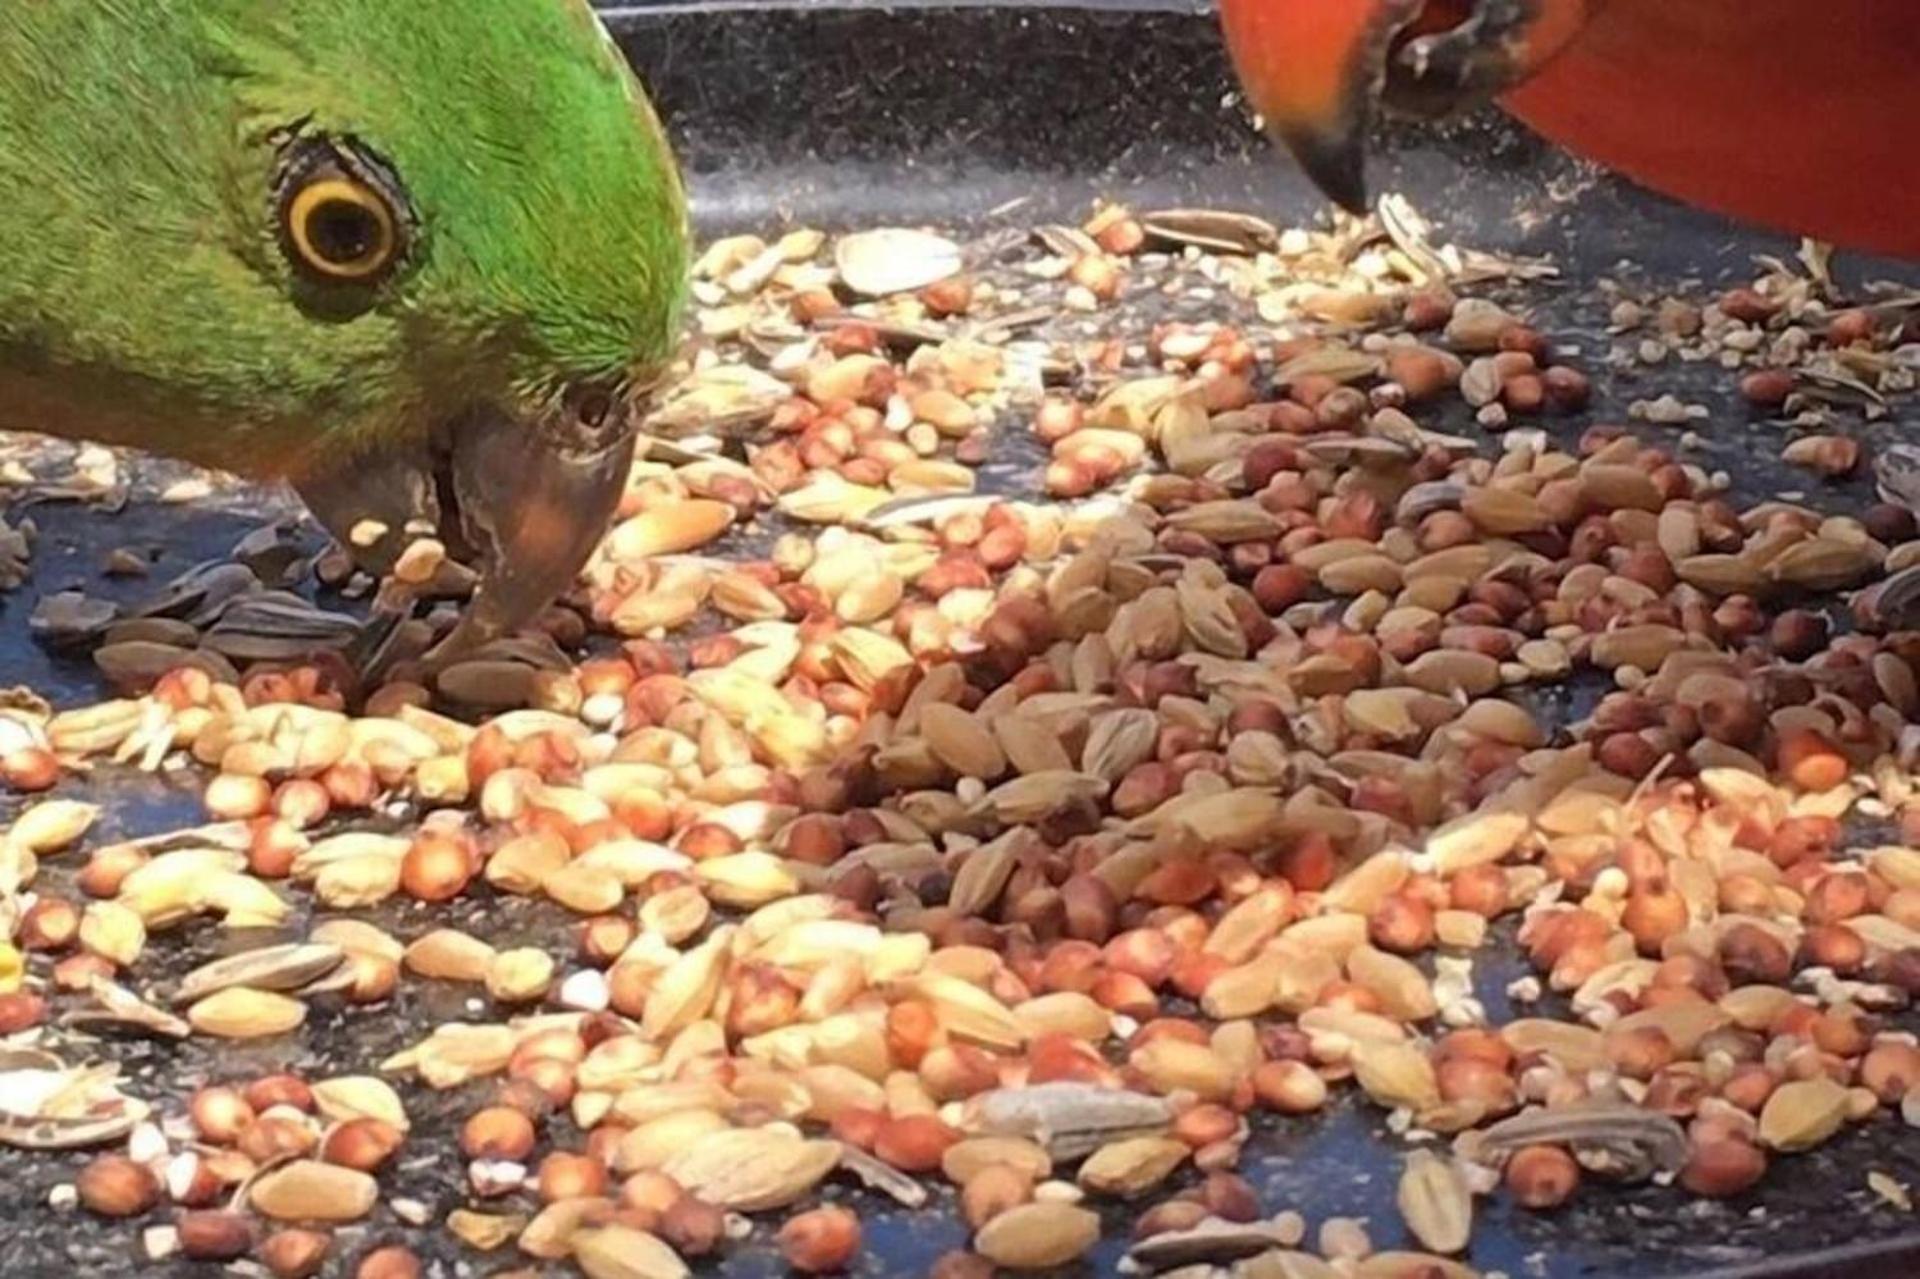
[835,228,963,296]
[643,929,734,1040]
[247,1160,377,1222]
[572,1225,691,1279]
[973,1201,1100,1270]
[1351,1040,1440,1112]
[1128,1219,1313,1272]
[947,830,1024,918]
[659,1128,840,1211]
[402,929,496,983]
[904,972,1027,1051]
[1461,1103,1688,1181]
[1077,1136,1189,1198]
[1758,1077,1849,1152]
[448,1210,525,1252]
[312,1076,410,1131]
[920,703,1006,779]
[942,1137,1054,1185]
[967,1084,1173,1160]
[186,988,306,1038]
[1396,1150,1472,1254]
[1354,1253,1478,1279]
[606,500,736,560]
[79,902,145,966]
[172,944,344,1005]
[8,800,98,853]
[1426,809,1529,874]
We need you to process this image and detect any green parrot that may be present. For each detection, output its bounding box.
[0,0,689,657]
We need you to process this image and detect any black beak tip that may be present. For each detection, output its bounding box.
[1329,183,1373,218]
[1286,127,1373,216]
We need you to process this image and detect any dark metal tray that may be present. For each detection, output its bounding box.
[0,3,1913,1276]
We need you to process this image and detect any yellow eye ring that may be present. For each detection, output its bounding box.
[285,177,398,281]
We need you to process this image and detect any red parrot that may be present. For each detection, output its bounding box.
[1218,0,1920,259]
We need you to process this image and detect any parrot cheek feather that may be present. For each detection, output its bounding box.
[291,441,444,579]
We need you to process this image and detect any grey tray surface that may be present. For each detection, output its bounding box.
[0,4,1912,1276]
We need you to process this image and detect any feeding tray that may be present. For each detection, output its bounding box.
[0,2,1914,1276]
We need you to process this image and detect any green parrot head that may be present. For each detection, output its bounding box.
[1,0,689,656]
[224,0,691,653]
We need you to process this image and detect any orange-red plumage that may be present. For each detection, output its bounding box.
[1504,2,1920,258]
[1222,0,1920,258]
[1220,2,1384,131]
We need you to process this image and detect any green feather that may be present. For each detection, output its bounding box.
[0,0,688,476]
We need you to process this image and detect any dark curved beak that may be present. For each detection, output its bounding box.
[1219,0,1562,213]
[294,393,635,667]
[1219,0,1420,214]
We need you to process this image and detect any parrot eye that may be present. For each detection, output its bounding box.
[288,180,395,280]
[557,380,633,451]
[566,384,616,431]
[275,137,412,288]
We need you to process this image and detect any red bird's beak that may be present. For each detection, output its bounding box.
[1219,0,1596,211]
[1218,0,1424,213]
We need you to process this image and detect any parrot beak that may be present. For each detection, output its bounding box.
[1219,0,1589,212]
[1218,0,1425,214]
[293,389,636,666]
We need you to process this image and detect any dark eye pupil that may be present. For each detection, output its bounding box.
[574,388,614,428]
[308,200,381,265]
